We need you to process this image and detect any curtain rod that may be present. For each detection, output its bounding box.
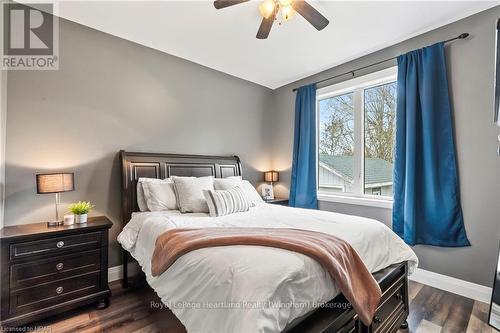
[291,33,469,92]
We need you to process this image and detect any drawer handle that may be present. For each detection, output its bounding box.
[56,241,65,248]
[56,286,64,294]
[374,316,382,324]
[56,262,64,270]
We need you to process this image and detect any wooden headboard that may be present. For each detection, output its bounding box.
[120,150,242,225]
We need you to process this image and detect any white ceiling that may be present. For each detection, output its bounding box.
[24,1,499,89]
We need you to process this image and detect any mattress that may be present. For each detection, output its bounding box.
[117,203,418,333]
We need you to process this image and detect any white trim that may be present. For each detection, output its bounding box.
[318,193,393,209]
[316,67,397,205]
[316,67,397,99]
[108,265,122,282]
[108,263,141,282]
[409,268,492,303]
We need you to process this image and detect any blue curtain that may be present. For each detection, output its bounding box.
[289,84,318,209]
[393,42,470,246]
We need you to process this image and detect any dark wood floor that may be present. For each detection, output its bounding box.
[23,280,494,333]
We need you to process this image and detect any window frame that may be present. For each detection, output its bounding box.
[316,67,397,209]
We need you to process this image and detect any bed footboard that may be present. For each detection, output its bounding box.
[289,261,409,333]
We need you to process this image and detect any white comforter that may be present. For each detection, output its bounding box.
[118,204,418,333]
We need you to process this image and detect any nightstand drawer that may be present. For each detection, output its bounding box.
[11,249,101,288]
[10,272,100,315]
[10,231,101,260]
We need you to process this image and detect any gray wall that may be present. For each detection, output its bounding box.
[270,7,500,286]
[4,18,273,266]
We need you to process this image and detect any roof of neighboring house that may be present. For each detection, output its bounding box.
[319,154,393,185]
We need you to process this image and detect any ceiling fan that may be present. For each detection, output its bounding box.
[213,0,330,39]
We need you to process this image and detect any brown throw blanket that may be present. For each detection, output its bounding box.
[151,227,382,325]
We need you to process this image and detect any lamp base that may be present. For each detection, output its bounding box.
[47,220,64,227]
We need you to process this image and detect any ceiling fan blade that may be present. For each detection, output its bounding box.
[256,11,276,39]
[213,0,250,9]
[292,1,329,31]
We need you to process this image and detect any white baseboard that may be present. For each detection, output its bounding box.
[108,265,122,282]
[409,268,492,303]
[108,265,492,304]
[108,263,141,282]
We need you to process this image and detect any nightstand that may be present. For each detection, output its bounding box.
[0,216,112,328]
[264,198,289,206]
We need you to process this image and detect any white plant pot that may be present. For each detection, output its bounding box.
[63,214,75,226]
[75,214,88,224]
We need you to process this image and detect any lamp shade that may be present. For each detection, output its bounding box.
[36,173,74,194]
[264,170,279,183]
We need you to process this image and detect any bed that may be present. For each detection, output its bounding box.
[118,151,418,333]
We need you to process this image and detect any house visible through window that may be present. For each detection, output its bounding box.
[317,67,397,201]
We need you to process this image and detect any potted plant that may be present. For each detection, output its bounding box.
[69,201,94,224]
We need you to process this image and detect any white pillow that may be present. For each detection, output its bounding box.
[203,186,250,217]
[213,177,263,207]
[213,176,242,190]
[171,176,214,213]
[143,181,177,211]
[136,177,170,212]
[241,180,264,206]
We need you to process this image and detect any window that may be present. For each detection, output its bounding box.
[317,67,397,206]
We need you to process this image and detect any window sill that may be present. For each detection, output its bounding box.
[317,193,393,209]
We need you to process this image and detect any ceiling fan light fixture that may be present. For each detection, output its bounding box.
[281,5,295,21]
[279,0,293,6]
[214,0,329,39]
[259,0,276,19]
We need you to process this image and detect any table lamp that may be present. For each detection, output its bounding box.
[264,170,279,184]
[36,173,74,227]
[262,170,279,200]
